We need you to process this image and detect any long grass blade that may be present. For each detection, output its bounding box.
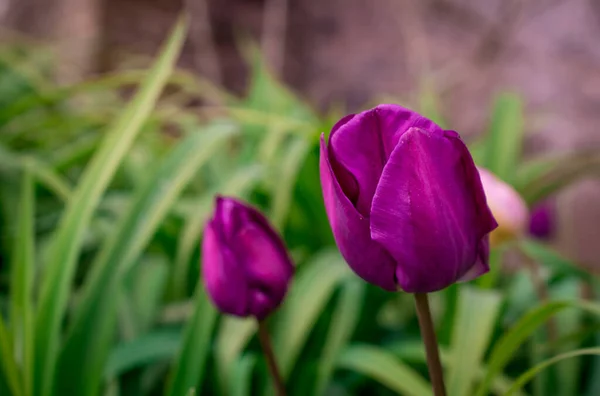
[166,286,218,396]
[0,316,22,396]
[447,287,502,396]
[10,168,35,396]
[313,279,365,395]
[32,17,188,396]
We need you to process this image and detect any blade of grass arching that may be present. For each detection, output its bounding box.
[166,286,218,396]
[9,168,35,396]
[474,300,600,396]
[447,287,503,396]
[32,17,188,396]
[483,92,524,183]
[0,316,22,396]
[269,138,310,229]
[54,122,236,396]
[337,345,432,396]
[505,348,600,396]
[0,146,71,202]
[272,249,353,379]
[313,279,365,396]
[170,164,263,300]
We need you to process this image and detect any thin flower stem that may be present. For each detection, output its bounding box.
[414,293,447,396]
[257,320,286,396]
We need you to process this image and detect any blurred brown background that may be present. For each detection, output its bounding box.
[2,0,600,269]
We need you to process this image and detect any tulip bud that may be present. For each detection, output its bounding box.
[528,200,554,239]
[201,196,294,319]
[320,104,498,293]
[477,167,529,246]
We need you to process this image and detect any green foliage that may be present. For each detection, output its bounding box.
[483,92,524,183]
[447,287,502,396]
[0,16,599,396]
[337,345,432,396]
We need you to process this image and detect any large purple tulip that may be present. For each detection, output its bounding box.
[320,104,498,293]
[202,196,294,319]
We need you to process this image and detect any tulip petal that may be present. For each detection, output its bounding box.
[328,105,442,216]
[370,127,496,292]
[236,222,293,319]
[320,134,397,291]
[458,235,491,282]
[202,220,250,316]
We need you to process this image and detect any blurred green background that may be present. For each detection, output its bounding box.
[1,3,600,396]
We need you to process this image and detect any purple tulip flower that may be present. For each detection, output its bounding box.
[529,200,554,239]
[319,104,498,293]
[202,197,294,319]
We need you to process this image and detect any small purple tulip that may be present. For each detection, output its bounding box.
[202,196,294,319]
[319,104,498,293]
[529,200,554,239]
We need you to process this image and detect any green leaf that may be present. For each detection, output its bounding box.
[104,329,182,379]
[55,122,236,396]
[551,280,584,396]
[9,168,35,396]
[0,316,22,396]
[215,317,257,394]
[505,348,600,396]
[314,279,365,396]
[585,332,600,396]
[229,355,257,396]
[474,300,600,396]
[129,257,170,334]
[483,92,524,182]
[447,287,503,396]
[272,249,353,378]
[337,345,432,396]
[270,138,311,229]
[166,286,218,396]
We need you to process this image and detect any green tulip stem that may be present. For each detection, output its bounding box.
[257,320,286,396]
[414,293,447,396]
